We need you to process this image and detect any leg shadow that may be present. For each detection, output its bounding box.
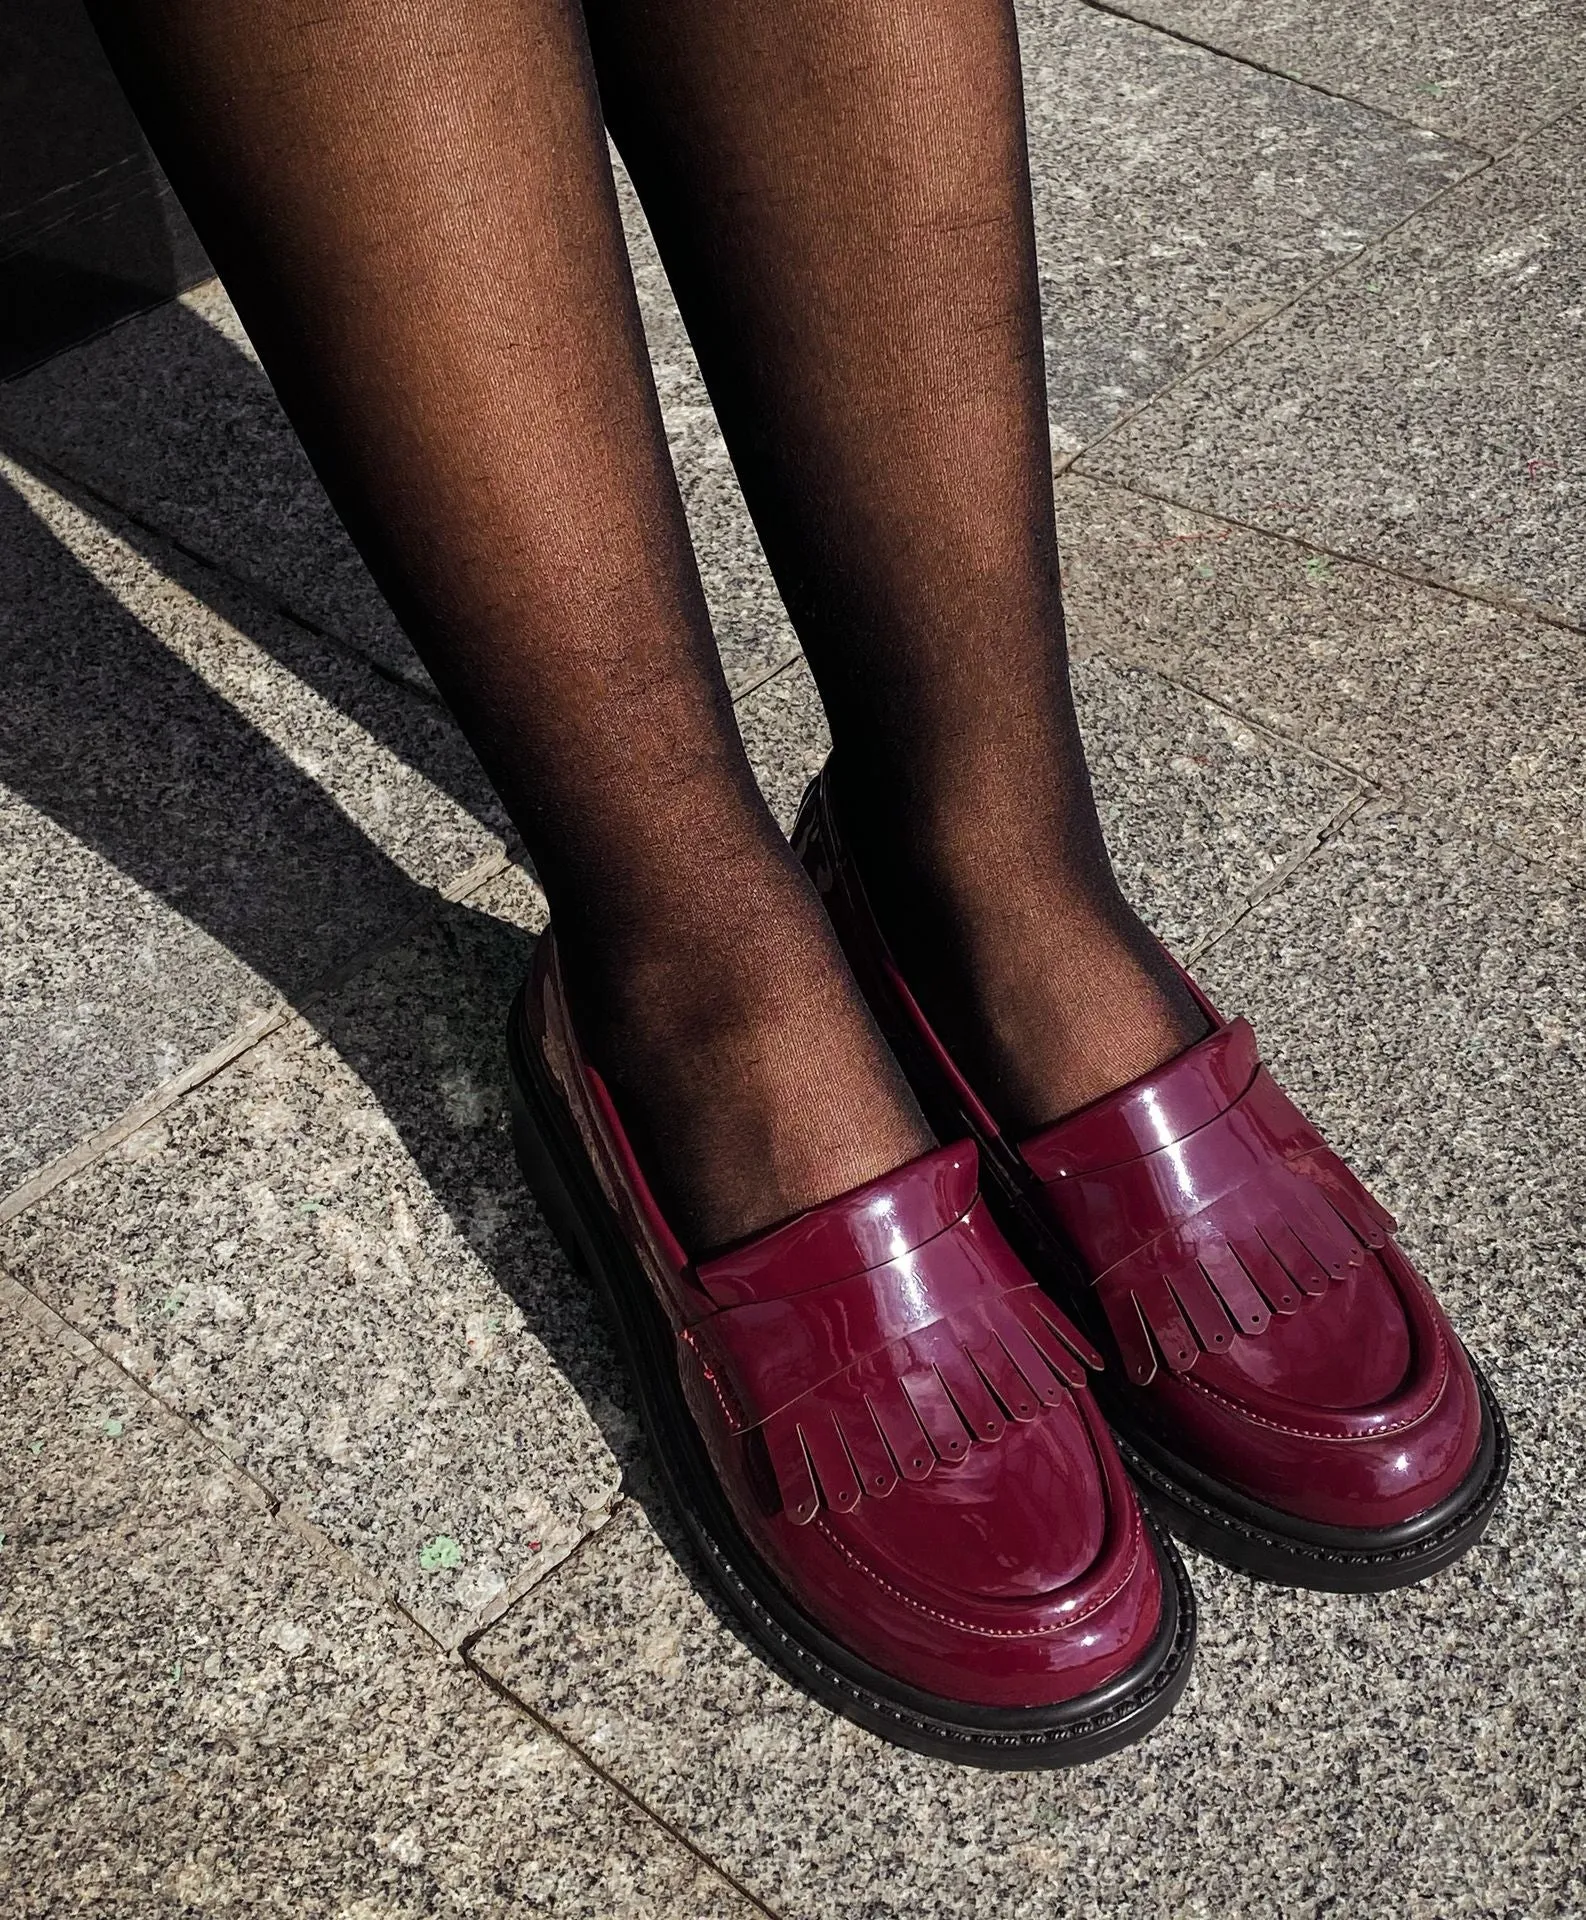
[0,467,637,1463]
[0,0,210,376]
[0,308,508,832]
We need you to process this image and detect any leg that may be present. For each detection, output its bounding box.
[582,2,1508,1618]
[584,0,1207,1128]
[84,0,931,1250]
[77,2,1202,1748]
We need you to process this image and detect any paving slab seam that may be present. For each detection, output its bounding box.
[264,1495,470,1657]
[462,1644,789,1920]
[0,842,516,1228]
[729,645,806,707]
[11,1315,460,1659]
[2,1267,663,1854]
[1075,594,1586,905]
[1080,635,1378,790]
[5,423,812,721]
[737,606,1381,850]
[0,298,178,392]
[0,152,151,231]
[0,1269,282,1520]
[446,1494,625,1652]
[1069,470,1586,647]
[1063,92,1584,510]
[1055,154,1494,486]
[0,1006,291,1228]
[0,173,185,263]
[0,184,182,273]
[1068,0,1499,154]
[1211,766,1586,936]
[0,434,441,705]
[1,1253,598,1668]
[1182,782,1374,966]
[457,1495,638,1661]
[732,649,806,712]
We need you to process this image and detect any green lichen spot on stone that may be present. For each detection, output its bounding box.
[419,1535,463,1572]
[28,1439,44,1455]
[103,1418,125,1439]
[1304,555,1334,583]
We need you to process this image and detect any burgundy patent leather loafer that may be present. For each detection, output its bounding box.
[795,764,1509,1592]
[507,934,1194,1766]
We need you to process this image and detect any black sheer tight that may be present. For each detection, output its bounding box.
[587,0,1208,1128]
[87,0,1204,1254]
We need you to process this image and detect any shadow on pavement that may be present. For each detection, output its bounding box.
[1,0,210,376]
[1,236,773,1643]
[0,459,645,1490]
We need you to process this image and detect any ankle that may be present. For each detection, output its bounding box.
[833,769,1208,1133]
[555,864,934,1252]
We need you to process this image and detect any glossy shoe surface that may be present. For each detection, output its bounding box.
[507,935,1194,1766]
[794,763,1509,1590]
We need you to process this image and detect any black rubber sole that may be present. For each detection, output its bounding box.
[1099,1364,1510,1593]
[506,983,1197,1769]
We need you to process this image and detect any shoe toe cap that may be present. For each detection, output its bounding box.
[1161,1246,1488,1530]
[765,1391,1167,1709]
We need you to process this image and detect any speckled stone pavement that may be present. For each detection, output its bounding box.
[2,4,1582,1915]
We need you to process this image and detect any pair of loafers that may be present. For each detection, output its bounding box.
[507,764,1509,1768]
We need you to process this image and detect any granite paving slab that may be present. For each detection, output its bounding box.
[1014,0,1477,450]
[0,864,631,1647]
[1097,0,1586,150]
[0,1277,757,1919]
[1055,473,1586,873]
[471,801,1584,1920]
[0,278,427,689]
[1084,115,1586,630]
[735,649,1360,956]
[0,454,507,1200]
